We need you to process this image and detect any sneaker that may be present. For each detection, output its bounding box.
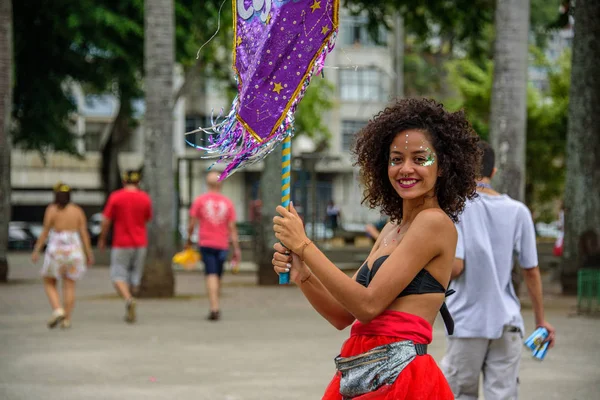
[207,311,220,321]
[60,319,71,329]
[125,298,136,323]
[47,308,65,329]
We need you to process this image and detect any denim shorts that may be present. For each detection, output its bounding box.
[199,247,228,277]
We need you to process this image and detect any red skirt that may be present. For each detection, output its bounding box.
[322,311,453,400]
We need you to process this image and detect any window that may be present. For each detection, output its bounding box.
[339,68,388,102]
[185,115,212,149]
[340,17,387,47]
[84,122,107,152]
[341,120,368,150]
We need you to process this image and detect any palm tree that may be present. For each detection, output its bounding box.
[488,0,530,295]
[140,0,176,296]
[562,0,600,294]
[0,0,13,282]
[489,0,530,202]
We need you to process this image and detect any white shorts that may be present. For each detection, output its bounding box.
[441,326,523,400]
[110,248,147,287]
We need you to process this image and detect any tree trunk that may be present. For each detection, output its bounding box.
[0,0,13,283]
[489,0,530,296]
[489,0,530,202]
[392,12,404,99]
[257,144,284,285]
[561,0,600,294]
[139,0,175,297]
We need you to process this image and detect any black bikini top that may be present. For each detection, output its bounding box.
[356,256,447,296]
[355,255,456,334]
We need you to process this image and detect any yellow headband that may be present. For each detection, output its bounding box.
[122,172,141,183]
[53,183,71,193]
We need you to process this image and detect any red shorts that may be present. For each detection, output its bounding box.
[322,311,453,400]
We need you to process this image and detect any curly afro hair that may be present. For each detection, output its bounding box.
[353,98,481,223]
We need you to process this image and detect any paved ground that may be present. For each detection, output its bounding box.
[1,252,599,400]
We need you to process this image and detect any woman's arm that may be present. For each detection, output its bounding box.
[295,256,356,330]
[277,207,452,324]
[274,222,393,329]
[273,242,354,329]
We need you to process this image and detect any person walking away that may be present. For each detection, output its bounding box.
[441,141,556,399]
[188,171,241,321]
[31,183,94,329]
[98,171,152,323]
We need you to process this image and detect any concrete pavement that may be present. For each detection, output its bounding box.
[1,252,599,400]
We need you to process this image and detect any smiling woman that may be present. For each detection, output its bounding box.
[271,98,481,399]
[354,98,481,224]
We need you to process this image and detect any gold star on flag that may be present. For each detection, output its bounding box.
[321,25,330,35]
[236,36,242,46]
[273,82,283,94]
[310,0,321,13]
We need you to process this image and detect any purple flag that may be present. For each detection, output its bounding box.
[188,0,339,179]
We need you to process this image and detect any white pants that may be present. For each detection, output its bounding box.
[441,326,522,400]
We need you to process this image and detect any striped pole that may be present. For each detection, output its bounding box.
[279,135,292,284]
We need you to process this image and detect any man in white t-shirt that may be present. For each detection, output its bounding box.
[441,141,556,400]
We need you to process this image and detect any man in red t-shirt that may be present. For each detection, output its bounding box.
[99,170,152,323]
[187,171,241,321]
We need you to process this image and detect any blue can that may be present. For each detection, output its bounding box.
[524,327,548,351]
[533,341,549,361]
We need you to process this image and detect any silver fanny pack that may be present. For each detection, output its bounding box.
[334,340,427,399]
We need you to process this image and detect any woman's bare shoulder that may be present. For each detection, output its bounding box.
[413,209,456,235]
[68,203,86,218]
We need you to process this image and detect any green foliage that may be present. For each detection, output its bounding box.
[13,1,103,154]
[526,50,570,219]
[12,0,233,155]
[445,49,570,218]
[346,0,495,59]
[294,77,335,147]
[445,59,493,139]
[403,53,444,97]
[530,0,568,47]
[178,0,233,75]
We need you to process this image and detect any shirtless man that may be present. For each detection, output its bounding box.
[32,183,94,329]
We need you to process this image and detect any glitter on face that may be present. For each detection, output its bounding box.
[390,132,436,167]
[421,147,436,167]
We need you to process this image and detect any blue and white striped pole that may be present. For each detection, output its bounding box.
[279,136,292,284]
